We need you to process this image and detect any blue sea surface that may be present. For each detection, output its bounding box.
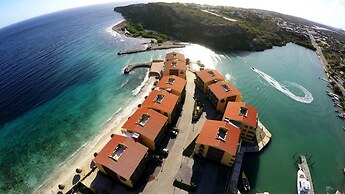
[0,4,155,193]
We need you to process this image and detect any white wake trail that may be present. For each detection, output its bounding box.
[252,68,314,103]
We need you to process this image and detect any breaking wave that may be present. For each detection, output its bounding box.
[252,68,313,103]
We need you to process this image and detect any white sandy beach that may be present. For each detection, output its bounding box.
[35,76,155,194]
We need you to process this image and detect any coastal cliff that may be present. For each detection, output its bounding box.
[114,3,314,51]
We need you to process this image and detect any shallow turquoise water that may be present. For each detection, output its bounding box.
[215,43,345,193]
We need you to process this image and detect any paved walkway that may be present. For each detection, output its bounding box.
[143,71,196,194]
[226,144,244,194]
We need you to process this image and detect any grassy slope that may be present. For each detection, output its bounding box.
[114,3,313,51]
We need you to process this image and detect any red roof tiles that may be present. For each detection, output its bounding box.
[165,51,185,62]
[164,60,186,71]
[156,75,186,96]
[141,90,179,116]
[122,108,168,142]
[196,120,240,155]
[94,135,148,180]
[223,102,258,128]
[208,81,241,100]
[196,69,225,84]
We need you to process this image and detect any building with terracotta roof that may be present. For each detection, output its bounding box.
[206,81,242,113]
[195,69,225,93]
[193,120,240,167]
[141,90,179,123]
[223,102,258,144]
[156,75,186,102]
[165,51,185,62]
[163,60,186,79]
[122,108,168,150]
[149,60,164,78]
[93,135,148,188]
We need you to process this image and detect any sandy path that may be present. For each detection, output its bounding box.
[35,77,155,194]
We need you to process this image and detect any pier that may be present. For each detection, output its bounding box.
[118,43,186,55]
[123,62,151,74]
[298,155,315,194]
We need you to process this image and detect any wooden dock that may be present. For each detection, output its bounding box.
[123,62,151,74]
[298,155,315,194]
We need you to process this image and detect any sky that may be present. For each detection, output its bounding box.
[1,0,345,30]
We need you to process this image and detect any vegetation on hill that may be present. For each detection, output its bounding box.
[123,21,168,43]
[114,3,314,51]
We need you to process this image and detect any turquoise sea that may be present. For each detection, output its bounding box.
[0,3,344,194]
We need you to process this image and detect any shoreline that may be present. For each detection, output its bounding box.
[35,75,155,194]
[112,20,186,55]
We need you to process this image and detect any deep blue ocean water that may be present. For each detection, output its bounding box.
[0,3,344,194]
[0,4,155,193]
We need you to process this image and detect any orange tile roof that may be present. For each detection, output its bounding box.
[223,102,258,128]
[208,81,241,100]
[141,90,179,115]
[196,69,225,84]
[156,75,187,95]
[165,51,185,61]
[196,120,240,155]
[150,61,164,74]
[122,108,168,141]
[164,60,186,71]
[94,135,148,180]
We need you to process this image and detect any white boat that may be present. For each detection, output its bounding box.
[297,168,310,194]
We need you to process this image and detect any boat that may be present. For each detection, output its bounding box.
[338,113,345,119]
[297,168,310,194]
[251,67,256,71]
[242,171,251,191]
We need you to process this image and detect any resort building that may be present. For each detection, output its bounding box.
[165,51,185,62]
[163,60,186,79]
[223,102,258,144]
[156,75,187,102]
[149,60,164,78]
[193,120,241,167]
[195,69,225,93]
[93,135,148,188]
[206,81,242,113]
[122,108,168,151]
[141,90,179,124]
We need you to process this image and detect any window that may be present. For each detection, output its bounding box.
[216,127,228,142]
[207,70,215,77]
[108,144,127,161]
[137,114,150,127]
[172,61,177,66]
[221,84,230,92]
[166,78,175,85]
[239,107,248,117]
[154,94,165,103]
